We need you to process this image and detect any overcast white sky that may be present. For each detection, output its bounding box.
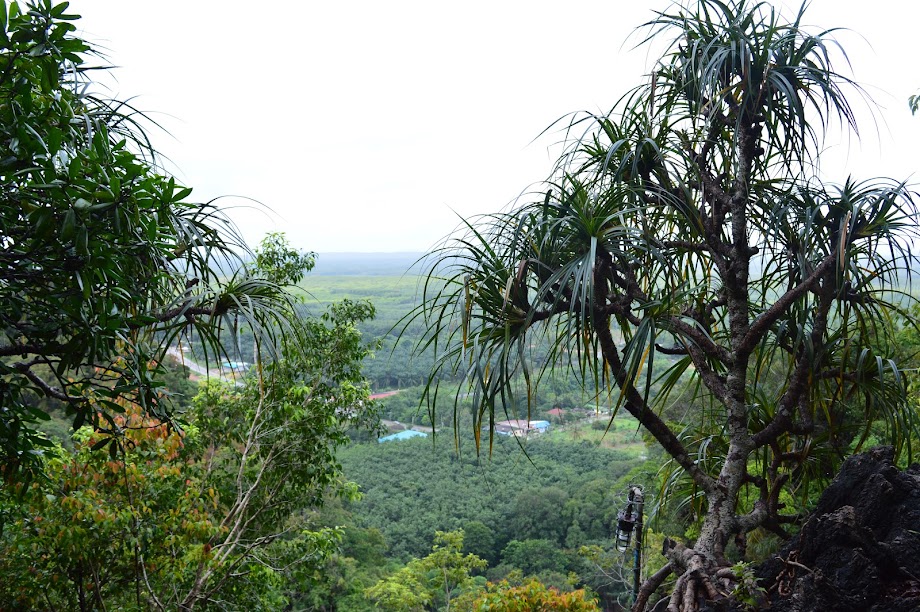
[74,1,920,253]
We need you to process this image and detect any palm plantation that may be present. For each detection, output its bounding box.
[413,1,919,609]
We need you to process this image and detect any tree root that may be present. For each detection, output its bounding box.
[667,568,724,612]
[633,542,734,612]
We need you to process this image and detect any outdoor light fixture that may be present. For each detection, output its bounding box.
[613,485,645,603]
[614,486,643,552]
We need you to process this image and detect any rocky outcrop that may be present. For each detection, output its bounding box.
[756,447,920,612]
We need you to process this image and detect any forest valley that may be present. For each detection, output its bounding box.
[8,265,920,610]
[3,1,920,611]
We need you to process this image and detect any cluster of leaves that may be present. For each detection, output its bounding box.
[247,231,315,287]
[466,576,599,611]
[365,530,487,611]
[292,511,391,611]
[362,529,600,612]
[0,405,217,609]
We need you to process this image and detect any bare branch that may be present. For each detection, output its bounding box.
[0,343,46,358]
[596,322,717,496]
[17,365,86,404]
[633,562,674,612]
[740,255,836,356]
[668,317,733,364]
[753,284,834,448]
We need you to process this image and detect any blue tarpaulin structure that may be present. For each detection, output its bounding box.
[378,430,428,443]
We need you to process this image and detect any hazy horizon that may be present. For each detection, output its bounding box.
[76,0,920,253]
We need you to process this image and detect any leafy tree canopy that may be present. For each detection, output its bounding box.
[0,0,299,481]
[411,0,920,609]
[466,576,599,612]
[0,291,378,609]
[366,530,487,612]
[248,230,315,287]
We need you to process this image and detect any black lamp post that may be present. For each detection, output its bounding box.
[614,486,645,603]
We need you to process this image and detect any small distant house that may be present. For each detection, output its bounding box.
[494,419,550,436]
[495,419,529,436]
[583,403,611,415]
[378,430,428,443]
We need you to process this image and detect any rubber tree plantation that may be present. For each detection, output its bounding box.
[411,1,919,610]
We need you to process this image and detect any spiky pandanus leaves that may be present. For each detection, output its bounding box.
[409,1,920,610]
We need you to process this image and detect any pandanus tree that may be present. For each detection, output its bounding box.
[412,1,919,609]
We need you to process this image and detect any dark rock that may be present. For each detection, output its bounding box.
[756,447,920,612]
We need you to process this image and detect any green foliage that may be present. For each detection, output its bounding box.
[462,520,497,565]
[577,527,671,611]
[249,231,315,287]
[0,0,303,482]
[0,293,379,609]
[500,539,568,576]
[291,506,390,612]
[466,577,599,611]
[729,561,767,610]
[366,530,486,612]
[0,405,330,610]
[365,565,432,612]
[511,487,570,545]
[298,274,448,394]
[1,412,200,609]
